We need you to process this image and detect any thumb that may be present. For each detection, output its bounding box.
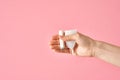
[60,33,77,41]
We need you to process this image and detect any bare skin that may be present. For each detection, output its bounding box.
[49,32,120,67]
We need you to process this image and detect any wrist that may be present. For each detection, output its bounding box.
[93,40,103,57]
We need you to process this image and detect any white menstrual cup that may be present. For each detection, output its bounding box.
[65,29,77,55]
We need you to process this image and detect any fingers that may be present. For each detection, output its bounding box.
[50,44,70,53]
[50,44,69,50]
[50,34,79,54]
[50,45,60,49]
[54,48,70,53]
[52,35,59,40]
[49,39,70,53]
[50,40,59,45]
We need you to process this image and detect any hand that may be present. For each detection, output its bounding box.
[50,32,120,67]
[49,32,96,57]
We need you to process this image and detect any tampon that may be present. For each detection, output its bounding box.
[59,30,65,49]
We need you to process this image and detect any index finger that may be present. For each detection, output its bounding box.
[52,35,59,40]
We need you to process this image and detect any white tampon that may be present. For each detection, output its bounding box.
[59,30,65,49]
[65,29,77,55]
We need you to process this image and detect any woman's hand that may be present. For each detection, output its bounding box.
[49,32,96,57]
[50,31,120,67]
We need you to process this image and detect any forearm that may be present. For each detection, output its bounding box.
[94,40,120,67]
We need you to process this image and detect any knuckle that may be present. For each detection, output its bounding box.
[75,32,79,37]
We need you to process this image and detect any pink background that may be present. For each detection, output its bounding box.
[0,0,120,80]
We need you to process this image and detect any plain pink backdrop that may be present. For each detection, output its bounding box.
[0,0,120,80]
